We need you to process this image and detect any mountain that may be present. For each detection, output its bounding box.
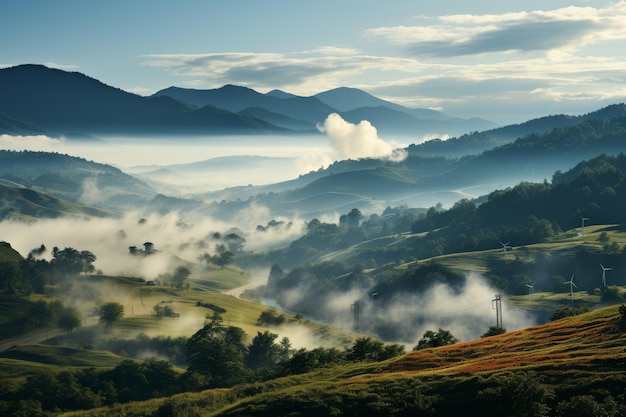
[0,64,496,138]
[0,183,111,220]
[0,150,157,213]
[410,103,626,158]
[0,113,48,136]
[339,106,495,137]
[155,84,497,137]
[0,65,282,135]
[153,84,336,125]
[315,86,447,120]
[265,89,299,99]
[238,107,315,132]
[200,111,626,220]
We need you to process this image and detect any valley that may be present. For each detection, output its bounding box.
[1,65,626,416]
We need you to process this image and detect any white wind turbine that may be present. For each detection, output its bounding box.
[600,263,612,286]
[525,282,535,302]
[564,274,578,302]
[499,241,511,253]
[580,216,590,236]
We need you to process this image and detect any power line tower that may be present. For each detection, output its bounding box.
[351,300,360,331]
[492,294,503,328]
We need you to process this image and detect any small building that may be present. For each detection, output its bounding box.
[128,246,138,255]
[143,242,154,253]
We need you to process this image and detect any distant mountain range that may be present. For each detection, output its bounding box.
[2,103,625,221]
[0,64,495,138]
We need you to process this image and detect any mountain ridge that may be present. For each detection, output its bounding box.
[0,65,283,136]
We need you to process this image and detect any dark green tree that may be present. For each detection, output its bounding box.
[481,326,506,338]
[346,337,405,362]
[153,304,165,324]
[245,330,280,370]
[97,302,124,332]
[171,266,191,289]
[478,371,555,417]
[213,251,234,268]
[58,306,81,335]
[413,328,458,350]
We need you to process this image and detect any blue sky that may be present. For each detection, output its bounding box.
[2,0,626,124]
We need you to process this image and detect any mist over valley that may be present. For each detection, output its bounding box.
[2,65,626,416]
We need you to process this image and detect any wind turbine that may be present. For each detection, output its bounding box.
[600,263,612,286]
[564,274,577,302]
[499,241,511,253]
[580,216,590,236]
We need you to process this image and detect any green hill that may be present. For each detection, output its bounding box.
[0,150,156,213]
[54,305,626,417]
[0,183,111,220]
[0,241,24,262]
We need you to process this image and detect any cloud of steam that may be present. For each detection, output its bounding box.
[316,113,407,162]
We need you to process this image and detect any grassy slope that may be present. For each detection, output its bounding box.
[0,183,113,220]
[58,305,626,417]
[0,345,125,380]
[0,241,24,262]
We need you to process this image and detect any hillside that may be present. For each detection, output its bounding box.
[153,85,496,137]
[153,84,336,126]
[0,241,24,262]
[410,103,626,158]
[0,65,282,135]
[0,150,156,213]
[54,305,626,417]
[201,113,626,220]
[0,183,111,220]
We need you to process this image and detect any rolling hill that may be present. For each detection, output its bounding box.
[45,305,626,417]
[154,84,497,137]
[0,183,112,220]
[0,150,157,213]
[0,65,282,136]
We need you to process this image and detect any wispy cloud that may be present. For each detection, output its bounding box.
[366,4,626,57]
[141,51,418,95]
[141,2,626,124]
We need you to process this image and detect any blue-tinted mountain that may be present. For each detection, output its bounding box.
[153,85,336,125]
[203,111,626,219]
[315,86,446,120]
[339,106,495,138]
[265,89,299,99]
[156,84,497,137]
[238,107,315,132]
[0,150,157,212]
[409,104,626,158]
[0,113,48,136]
[0,65,282,135]
[0,183,111,220]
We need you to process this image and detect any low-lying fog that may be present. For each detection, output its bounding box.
[1,115,537,345]
[1,113,413,192]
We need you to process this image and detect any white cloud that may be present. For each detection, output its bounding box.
[366,3,626,55]
[0,134,65,150]
[139,2,626,124]
[316,113,407,162]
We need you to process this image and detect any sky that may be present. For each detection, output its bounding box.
[2,0,626,125]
